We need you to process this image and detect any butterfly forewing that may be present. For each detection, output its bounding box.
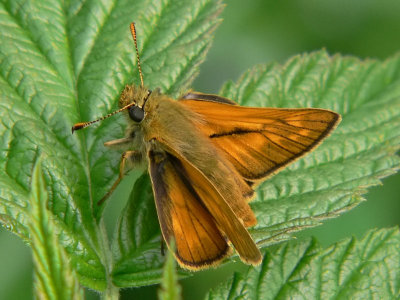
[180,100,340,182]
[148,140,262,268]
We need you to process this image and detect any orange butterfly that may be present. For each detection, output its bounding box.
[73,23,340,270]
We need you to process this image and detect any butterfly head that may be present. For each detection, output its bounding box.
[119,84,153,123]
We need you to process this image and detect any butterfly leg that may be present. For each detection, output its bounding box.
[97,150,142,205]
[160,238,166,256]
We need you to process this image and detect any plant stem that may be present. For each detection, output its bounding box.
[102,283,120,300]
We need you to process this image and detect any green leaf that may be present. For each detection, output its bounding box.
[1,0,400,293]
[0,0,223,290]
[158,242,182,300]
[206,227,400,299]
[30,159,84,300]
[220,52,400,246]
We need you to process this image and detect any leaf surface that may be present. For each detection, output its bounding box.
[206,228,400,300]
[0,0,223,289]
[30,159,84,300]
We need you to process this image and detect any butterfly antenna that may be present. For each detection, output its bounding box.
[130,22,144,87]
[72,22,145,134]
[72,102,136,133]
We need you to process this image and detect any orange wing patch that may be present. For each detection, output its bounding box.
[181,100,340,182]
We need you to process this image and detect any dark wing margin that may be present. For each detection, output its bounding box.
[210,109,341,181]
[148,148,230,270]
[180,91,237,105]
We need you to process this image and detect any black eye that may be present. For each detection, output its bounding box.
[128,106,144,122]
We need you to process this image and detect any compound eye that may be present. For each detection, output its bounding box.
[128,106,144,122]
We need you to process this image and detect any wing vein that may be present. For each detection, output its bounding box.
[259,132,298,155]
[170,201,196,263]
[261,129,309,148]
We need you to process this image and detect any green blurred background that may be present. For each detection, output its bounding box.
[1,0,399,299]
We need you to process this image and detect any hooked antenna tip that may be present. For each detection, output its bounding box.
[71,122,87,134]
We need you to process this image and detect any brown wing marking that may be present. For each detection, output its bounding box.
[148,149,231,270]
[180,100,340,182]
[180,91,237,105]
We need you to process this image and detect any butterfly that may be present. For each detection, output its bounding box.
[72,22,341,270]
